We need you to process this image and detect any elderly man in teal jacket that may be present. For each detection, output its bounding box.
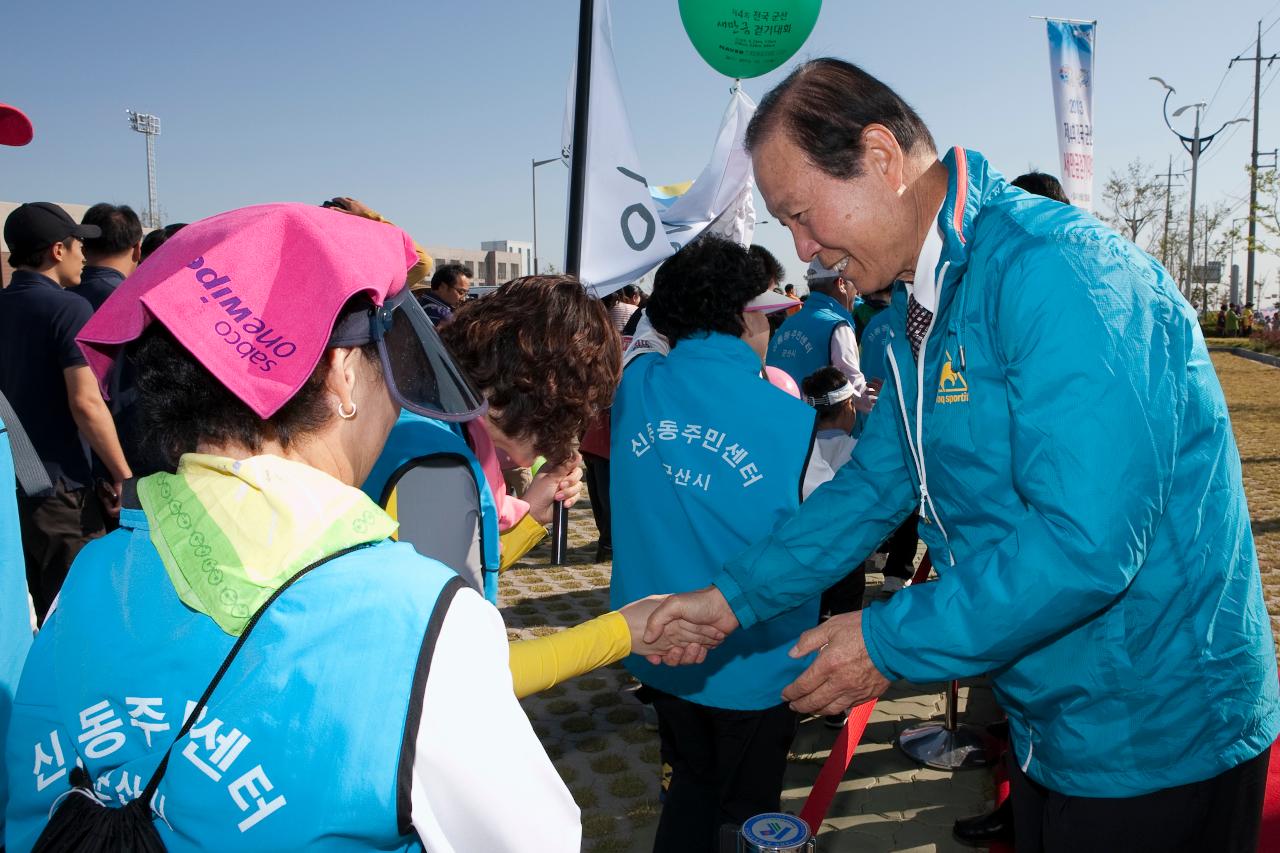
[645,58,1280,851]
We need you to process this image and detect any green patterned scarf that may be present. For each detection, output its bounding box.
[138,453,398,636]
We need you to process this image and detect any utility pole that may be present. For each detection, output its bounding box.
[531,156,566,276]
[1160,155,1187,269]
[1230,20,1279,306]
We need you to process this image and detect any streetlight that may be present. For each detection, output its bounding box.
[1151,78,1248,299]
[531,155,568,275]
[126,110,161,230]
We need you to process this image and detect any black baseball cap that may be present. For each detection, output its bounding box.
[4,202,101,254]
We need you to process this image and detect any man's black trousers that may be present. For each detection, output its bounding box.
[1009,745,1270,853]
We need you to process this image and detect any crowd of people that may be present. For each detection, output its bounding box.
[1215,300,1278,336]
[0,56,1276,853]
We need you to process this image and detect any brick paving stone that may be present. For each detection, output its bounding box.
[502,501,1001,852]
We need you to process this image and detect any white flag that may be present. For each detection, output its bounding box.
[654,88,758,252]
[563,0,671,297]
[1046,20,1096,210]
[563,0,757,297]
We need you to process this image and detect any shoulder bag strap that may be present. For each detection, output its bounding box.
[0,389,53,497]
[138,542,372,805]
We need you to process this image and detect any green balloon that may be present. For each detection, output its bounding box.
[679,0,822,79]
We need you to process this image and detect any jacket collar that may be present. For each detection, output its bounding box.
[936,147,1001,275]
[81,265,126,284]
[5,270,60,291]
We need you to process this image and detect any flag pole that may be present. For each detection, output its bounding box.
[555,0,596,565]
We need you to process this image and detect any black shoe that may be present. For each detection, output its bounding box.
[594,542,613,563]
[952,798,1013,848]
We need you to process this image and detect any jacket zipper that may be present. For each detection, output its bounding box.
[885,261,956,566]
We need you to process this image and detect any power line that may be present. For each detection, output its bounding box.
[1200,63,1280,167]
[1206,9,1280,121]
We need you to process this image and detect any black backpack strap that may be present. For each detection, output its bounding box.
[395,574,468,835]
[0,389,53,498]
[138,542,373,805]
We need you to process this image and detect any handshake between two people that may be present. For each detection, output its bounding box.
[627,586,891,715]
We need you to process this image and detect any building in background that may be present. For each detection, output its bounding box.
[480,240,533,277]
[1,201,92,286]
[4,212,533,294]
[425,242,527,291]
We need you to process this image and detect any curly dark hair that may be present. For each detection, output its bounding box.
[646,235,762,344]
[439,275,621,465]
[748,244,784,289]
[129,296,380,469]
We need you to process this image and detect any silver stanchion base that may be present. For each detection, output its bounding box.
[895,721,995,770]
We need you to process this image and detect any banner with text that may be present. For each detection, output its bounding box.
[1046,19,1095,210]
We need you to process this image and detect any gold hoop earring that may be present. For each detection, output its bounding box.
[337,400,357,420]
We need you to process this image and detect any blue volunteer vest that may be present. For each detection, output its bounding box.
[363,410,501,603]
[857,308,893,386]
[0,425,35,836]
[766,292,853,386]
[610,333,819,710]
[852,309,896,441]
[5,509,464,852]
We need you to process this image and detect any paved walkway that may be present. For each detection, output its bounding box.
[502,351,1277,852]
[502,516,998,852]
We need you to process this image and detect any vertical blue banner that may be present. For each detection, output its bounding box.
[1046,20,1096,210]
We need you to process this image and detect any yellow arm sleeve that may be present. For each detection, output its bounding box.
[508,611,632,699]
[499,514,547,573]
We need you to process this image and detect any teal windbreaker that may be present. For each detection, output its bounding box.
[715,147,1280,797]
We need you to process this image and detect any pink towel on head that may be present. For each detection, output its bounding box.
[77,203,419,419]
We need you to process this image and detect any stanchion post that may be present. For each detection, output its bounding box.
[556,0,596,566]
[893,553,995,770]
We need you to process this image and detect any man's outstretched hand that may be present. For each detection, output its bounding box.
[642,586,741,666]
[619,595,725,667]
[782,611,890,714]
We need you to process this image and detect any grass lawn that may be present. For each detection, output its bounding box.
[1214,353,1280,651]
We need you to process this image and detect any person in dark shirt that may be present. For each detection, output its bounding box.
[0,203,132,621]
[74,203,143,311]
[139,221,187,261]
[1011,170,1070,204]
[417,263,471,325]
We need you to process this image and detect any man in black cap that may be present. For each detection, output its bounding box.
[0,202,132,621]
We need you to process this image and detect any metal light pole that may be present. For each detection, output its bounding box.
[1151,78,1247,299]
[531,156,567,275]
[126,110,161,229]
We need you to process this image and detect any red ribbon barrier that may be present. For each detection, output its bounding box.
[798,699,877,836]
[796,551,934,836]
[911,551,933,586]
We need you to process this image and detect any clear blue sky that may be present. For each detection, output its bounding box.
[3,0,1279,301]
